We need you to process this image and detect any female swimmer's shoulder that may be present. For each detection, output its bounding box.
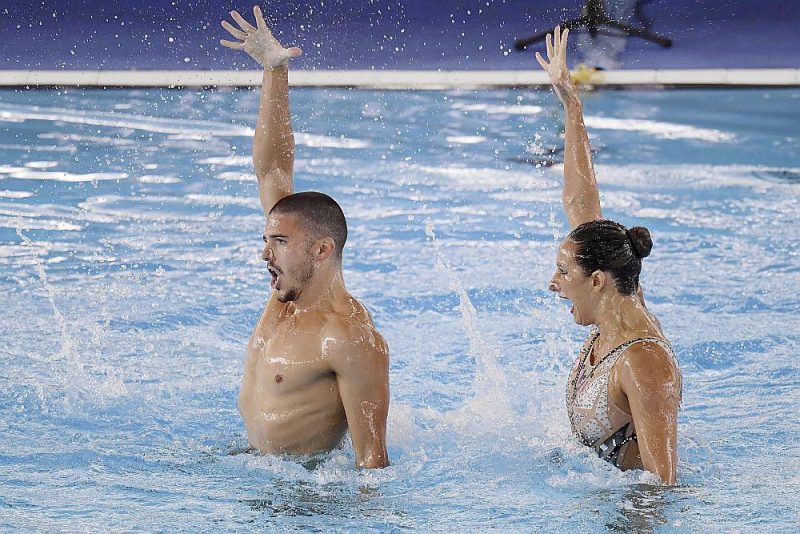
[616,339,681,399]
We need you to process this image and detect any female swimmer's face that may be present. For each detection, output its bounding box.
[548,239,595,326]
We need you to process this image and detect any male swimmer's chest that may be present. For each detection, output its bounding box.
[251,310,335,393]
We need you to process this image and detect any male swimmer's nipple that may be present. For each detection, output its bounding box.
[275,373,284,383]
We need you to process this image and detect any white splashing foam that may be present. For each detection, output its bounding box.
[584,116,735,142]
[139,175,181,184]
[197,156,251,166]
[0,104,370,148]
[14,223,128,411]
[0,142,75,153]
[184,194,258,208]
[424,219,513,430]
[0,103,253,137]
[451,102,544,115]
[0,165,127,182]
[24,161,58,169]
[446,135,487,144]
[295,132,369,149]
[216,171,255,182]
[1,217,82,231]
[0,190,34,199]
[37,132,137,147]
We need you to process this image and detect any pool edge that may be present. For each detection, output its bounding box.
[0,69,799,89]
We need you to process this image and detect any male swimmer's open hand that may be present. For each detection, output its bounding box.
[220,6,302,69]
[535,26,578,107]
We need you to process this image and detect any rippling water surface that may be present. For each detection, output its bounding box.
[1,88,799,531]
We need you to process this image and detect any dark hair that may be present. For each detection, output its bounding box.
[568,219,652,295]
[270,192,347,258]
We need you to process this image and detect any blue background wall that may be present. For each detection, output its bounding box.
[2,1,799,70]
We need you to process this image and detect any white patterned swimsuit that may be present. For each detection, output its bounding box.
[566,327,677,466]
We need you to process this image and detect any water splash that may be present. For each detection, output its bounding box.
[424,219,513,430]
[15,219,127,412]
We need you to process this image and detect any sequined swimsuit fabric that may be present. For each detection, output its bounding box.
[566,327,676,453]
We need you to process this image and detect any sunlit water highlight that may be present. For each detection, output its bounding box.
[1,88,799,531]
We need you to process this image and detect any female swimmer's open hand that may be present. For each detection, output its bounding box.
[535,26,578,107]
[220,6,302,69]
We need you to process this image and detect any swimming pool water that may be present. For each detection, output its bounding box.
[1,87,798,531]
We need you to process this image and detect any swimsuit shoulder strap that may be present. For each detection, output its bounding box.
[615,336,674,359]
[581,327,601,363]
[595,336,673,373]
[567,327,602,398]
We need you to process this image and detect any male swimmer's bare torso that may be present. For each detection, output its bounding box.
[222,7,390,468]
[239,293,387,457]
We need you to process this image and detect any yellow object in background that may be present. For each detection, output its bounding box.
[571,63,605,86]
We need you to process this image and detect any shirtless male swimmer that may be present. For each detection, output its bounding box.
[220,7,390,468]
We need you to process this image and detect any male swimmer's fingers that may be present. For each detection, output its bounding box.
[251,7,277,41]
[554,25,561,51]
[254,5,267,30]
[230,10,257,33]
[221,20,247,40]
[285,46,303,58]
[546,33,554,61]
[562,27,570,48]
[220,39,244,50]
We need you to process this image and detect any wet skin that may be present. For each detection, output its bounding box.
[238,213,389,467]
[549,239,681,482]
[221,10,389,468]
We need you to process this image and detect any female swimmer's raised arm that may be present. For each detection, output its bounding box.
[538,29,653,307]
[221,6,302,217]
[536,27,602,228]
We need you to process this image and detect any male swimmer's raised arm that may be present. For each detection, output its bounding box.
[536,27,602,229]
[220,6,302,216]
[618,343,681,485]
[327,322,390,469]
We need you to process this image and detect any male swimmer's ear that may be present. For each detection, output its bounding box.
[315,237,335,260]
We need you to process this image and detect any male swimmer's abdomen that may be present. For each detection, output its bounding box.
[243,385,348,455]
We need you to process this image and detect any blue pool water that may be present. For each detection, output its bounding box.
[1,87,799,531]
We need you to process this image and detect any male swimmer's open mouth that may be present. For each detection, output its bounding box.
[267,265,281,289]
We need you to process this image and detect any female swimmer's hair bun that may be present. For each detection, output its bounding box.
[569,219,651,295]
[627,226,652,259]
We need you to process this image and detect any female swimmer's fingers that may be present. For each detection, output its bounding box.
[285,46,303,58]
[220,39,244,50]
[561,29,570,69]
[535,51,549,71]
[254,5,267,30]
[221,20,247,40]
[546,32,554,61]
[230,10,257,33]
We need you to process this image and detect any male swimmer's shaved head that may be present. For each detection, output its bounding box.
[270,192,348,258]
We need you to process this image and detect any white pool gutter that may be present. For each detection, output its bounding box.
[1,69,798,88]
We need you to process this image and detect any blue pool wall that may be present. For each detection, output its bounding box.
[2,0,799,71]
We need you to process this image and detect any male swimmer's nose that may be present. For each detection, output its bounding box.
[548,281,558,292]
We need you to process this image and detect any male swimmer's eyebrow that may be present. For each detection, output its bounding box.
[267,233,289,239]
